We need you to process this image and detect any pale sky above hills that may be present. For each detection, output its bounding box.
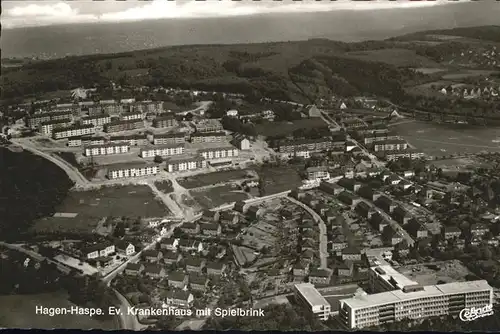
[2,0,452,29]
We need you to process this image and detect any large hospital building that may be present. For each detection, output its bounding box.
[294,264,493,329]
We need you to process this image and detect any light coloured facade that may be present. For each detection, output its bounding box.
[373,140,409,152]
[53,124,96,139]
[294,283,332,321]
[84,142,130,156]
[81,114,111,128]
[121,112,143,121]
[39,118,72,136]
[140,144,185,158]
[192,119,224,133]
[104,119,144,133]
[165,155,207,172]
[67,137,82,147]
[339,280,493,329]
[153,133,186,145]
[190,131,227,143]
[27,111,73,128]
[153,115,177,128]
[107,164,160,179]
[369,265,419,293]
[198,145,238,161]
[306,166,330,180]
[108,135,148,146]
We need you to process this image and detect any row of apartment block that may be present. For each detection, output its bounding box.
[107,164,160,180]
[84,143,130,157]
[53,124,96,139]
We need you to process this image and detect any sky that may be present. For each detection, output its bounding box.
[2,0,453,29]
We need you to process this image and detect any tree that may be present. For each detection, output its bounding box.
[113,222,126,238]
[154,155,164,163]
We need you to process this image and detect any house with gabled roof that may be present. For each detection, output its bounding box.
[164,289,194,308]
[144,264,166,279]
[124,262,144,276]
[168,271,188,289]
[163,251,183,265]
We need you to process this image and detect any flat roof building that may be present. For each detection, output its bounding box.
[294,283,332,321]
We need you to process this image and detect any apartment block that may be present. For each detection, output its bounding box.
[190,131,227,143]
[104,119,144,133]
[373,139,409,152]
[153,133,186,145]
[53,124,96,139]
[84,143,130,157]
[294,283,332,321]
[165,155,207,172]
[140,144,185,158]
[39,118,72,136]
[27,111,73,128]
[81,114,111,127]
[107,163,160,179]
[121,111,143,121]
[108,134,148,146]
[153,115,177,128]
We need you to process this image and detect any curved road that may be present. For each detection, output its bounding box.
[11,138,89,186]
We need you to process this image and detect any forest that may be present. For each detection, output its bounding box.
[0,147,74,240]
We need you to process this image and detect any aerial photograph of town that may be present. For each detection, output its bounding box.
[1,0,500,331]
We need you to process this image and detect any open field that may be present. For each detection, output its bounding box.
[177,169,256,189]
[254,118,327,137]
[0,292,118,330]
[393,121,500,156]
[441,70,499,80]
[413,67,447,74]
[258,166,302,195]
[190,185,249,209]
[398,260,472,286]
[344,48,440,67]
[30,216,102,235]
[55,185,171,218]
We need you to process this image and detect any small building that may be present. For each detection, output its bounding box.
[206,261,227,276]
[391,206,411,225]
[168,271,188,289]
[319,181,343,195]
[337,178,361,192]
[189,274,209,292]
[247,206,264,220]
[185,257,205,273]
[331,234,348,252]
[226,109,238,117]
[442,226,462,240]
[219,211,239,225]
[341,247,363,261]
[201,210,220,222]
[180,223,200,235]
[82,242,115,260]
[231,135,251,151]
[163,251,183,265]
[160,238,179,251]
[355,201,373,219]
[375,196,396,214]
[124,263,144,276]
[164,289,194,308]
[201,223,222,236]
[470,223,489,237]
[358,186,381,202]
[308,269,332,285]
[116,241,135,256]
[143,250,163,262]
[144,264,166,279]
[338,191,359,207]
[306,166,330,180]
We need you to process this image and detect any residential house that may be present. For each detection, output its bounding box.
[337,178,362,192]
[189,274,209,292]
[355,201,373,219]
[185,257,205,273]
[319,181,343,195]
[406,219,428,240]
[470,223,489,237]
[234,201,246,214]
[341,247,363,261]
[382,226,403,246]
[308,269,332,285]
[160,238,179,251]
[399,180,413,191]
[180,223,200,235]
[168,271,188,289]
[338,191,359,208]
[293,262,309,282]
[358,186,381,202]
[219,211,239,225]
[442,226,462,240]
[391,206,411,225]
[163,251,183,265]
[306,166,330,180]
[231,135,251,151]
[375,196,396,214]
[178,239,204,253]
[164,290,194,308]
[323,210,337,225]
[331,234,348,252]
[337,261,354,277]
[82,242,115,260]
[386,174,402,185]
[201,223,222,236]
[116,241,136,256]
[201,210,220,222]
[206,261,227,276]
[380,170,392,182]
[124,263,144,276]
[314,203,329,216]
[247,206,264,220]
[143,250,163,262]
[369,212,389,233]
[144,264,166,279]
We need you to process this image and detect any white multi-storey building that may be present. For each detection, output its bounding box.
[107,163,160,179]
[339,278,493,329]
[164,155,207,173]
[294,283,332,321]
[53,124,96,139]
[198,145,238,161]
[39,118,72,136]
[121,111,143,121]
[140,144,185,158]
[84,142,130,156]
[81,114,111,128]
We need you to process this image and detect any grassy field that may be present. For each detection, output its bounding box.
[254,118,327,137]
[177,169,256,189]
[344,48,440,67]
[30,216,102,235]
[441,70,498,80]
[56,185,171,218]
[190,185,249,209]
[0,292,118,330]
[413,67,447,74]
[393,120,500,157]
[258,166,302,195]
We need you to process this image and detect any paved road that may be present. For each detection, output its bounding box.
[113,288,148,330]
[146,181,185,218]
[286,196,329,269]
[0,242,74,273]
